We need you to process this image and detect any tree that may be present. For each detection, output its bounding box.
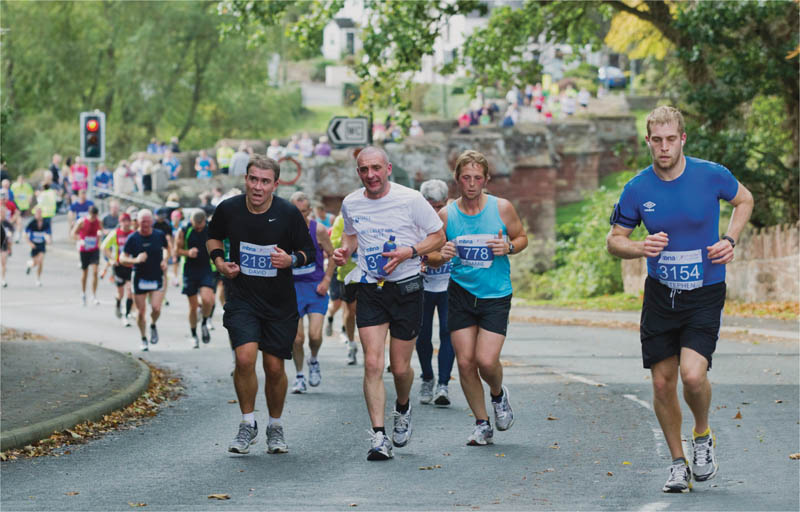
[223,0,797,226]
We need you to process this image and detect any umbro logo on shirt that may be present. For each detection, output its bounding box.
[643,201,656,212]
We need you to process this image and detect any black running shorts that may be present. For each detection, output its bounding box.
[356,281,422,341]
[640,276,726,369]
[223,297,298,359]
[80,250,100,270]
[114,264,132,286]
[182,270,217,296]
[447,280,512,336]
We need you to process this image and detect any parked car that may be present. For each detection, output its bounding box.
[598,66,627,89]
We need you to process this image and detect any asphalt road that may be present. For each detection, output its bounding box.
[1,216,798,511]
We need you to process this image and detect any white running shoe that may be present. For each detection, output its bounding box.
[467,422,494,446]
[291,375,307,394]
[92,296,100,305]
[492,385,515,431]
[35,280,42,287]
[391,406,412,447]
[691,429,718,482]
[366,430,393,461]
[308,359,321,387]
[419,379,434,404]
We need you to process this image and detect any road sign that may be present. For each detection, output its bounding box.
[327,116,370,146]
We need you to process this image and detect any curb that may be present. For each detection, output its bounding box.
[0,355,150,452]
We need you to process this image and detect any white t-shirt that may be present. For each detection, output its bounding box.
[342,183,443,283]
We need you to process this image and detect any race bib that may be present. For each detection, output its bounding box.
[362,246,386,276]
[423,261,452,277]
[455,234,500,268]
[83,236,98,250]
[239,241,277,277]
[138,279,159,291]
[656,250,703,290]
[293,263,316,276]
[30,231,46,244]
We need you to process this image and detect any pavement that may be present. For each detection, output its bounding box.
[0,340,149,451]
[1,304,795,452]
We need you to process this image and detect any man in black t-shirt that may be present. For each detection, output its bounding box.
[120,209,169,352]
[208,155,315,456]
[175,209,216,348]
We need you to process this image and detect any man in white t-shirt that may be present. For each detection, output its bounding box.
[332,146,445,461]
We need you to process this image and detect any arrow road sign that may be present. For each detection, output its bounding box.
[327,116,370,146]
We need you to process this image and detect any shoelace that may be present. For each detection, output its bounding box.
[670,463,689,482]
[268,425,285,444]
[366,429,387,449]
[235,424,254,443]
[392,410,410,432]
[693,438,712,463]
[493,399,510,418]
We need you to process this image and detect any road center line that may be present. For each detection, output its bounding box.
[549,368,607,387]
[639,501,670,511]
[623,393,652,410]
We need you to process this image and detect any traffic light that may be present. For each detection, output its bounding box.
[80,111,105,161]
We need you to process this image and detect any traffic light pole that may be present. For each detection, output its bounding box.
[87,161,96,203]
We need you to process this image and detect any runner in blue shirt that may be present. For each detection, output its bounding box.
[607,106,754,493]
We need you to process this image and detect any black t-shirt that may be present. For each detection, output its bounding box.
[122,229,168,279]
[180,221,212,275]
[208,194,314,317]
[154,220,172,239]
[48,163,60,184]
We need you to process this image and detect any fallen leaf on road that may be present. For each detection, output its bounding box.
[65,491,79,496]
[607,472,613,477]
[789,453,800,460]
[546,416,558,421]
[208,494,230,500]
[733,411,742,419]
[622,461,632,465]
[66,430,82,439]
[775,400,783,404]
[227,400,237,404]
[79,394,89,398]
[348,503,358,507]
[0,453,6,461]
[128,502,147,507]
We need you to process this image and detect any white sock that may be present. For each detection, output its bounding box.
[231,349,236,364]
[242,412,255,426]
[348,340,357,348]
[268,416,281,426]
[308,355,317,363]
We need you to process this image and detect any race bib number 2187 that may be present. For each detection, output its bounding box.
[239,242,277,277]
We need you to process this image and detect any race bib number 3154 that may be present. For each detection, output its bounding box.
[657,249,703,290]
[239,242,277,277]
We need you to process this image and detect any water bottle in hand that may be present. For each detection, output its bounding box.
[378,235,396,276]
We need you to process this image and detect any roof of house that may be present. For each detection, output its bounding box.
[333,18,356,28]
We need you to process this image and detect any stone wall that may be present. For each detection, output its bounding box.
[621,223,800,302]
[159,114,636,269]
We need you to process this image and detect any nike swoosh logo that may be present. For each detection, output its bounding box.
[268,218,277,222]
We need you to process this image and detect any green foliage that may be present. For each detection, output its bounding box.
[1,1,303,174]
[520,172,647,300]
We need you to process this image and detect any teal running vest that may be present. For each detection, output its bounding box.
[446,194,512,298]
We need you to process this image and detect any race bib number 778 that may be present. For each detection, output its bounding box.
[455,234,501,268]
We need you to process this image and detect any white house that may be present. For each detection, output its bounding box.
[322,18,361,61]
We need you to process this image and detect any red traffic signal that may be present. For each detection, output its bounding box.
[86,119,99,132]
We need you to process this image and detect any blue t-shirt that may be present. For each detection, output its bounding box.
[70,200,95,220]
[613,156,739,289]
[25,218,51,245]
[122,229,168,280]
[94,171,113,190]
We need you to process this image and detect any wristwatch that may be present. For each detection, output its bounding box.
[721,235,736,248]
[410,246,419,259]
[508,242,515,255]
